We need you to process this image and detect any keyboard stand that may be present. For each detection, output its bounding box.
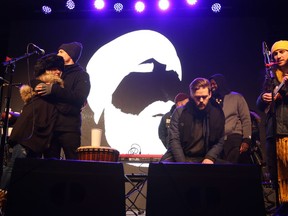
[124,174,147,215]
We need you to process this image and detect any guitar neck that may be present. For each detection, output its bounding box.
[274,79,286,95]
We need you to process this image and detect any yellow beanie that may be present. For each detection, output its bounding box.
[271,40,288,54]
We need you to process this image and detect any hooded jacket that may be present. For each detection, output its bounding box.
[9,74,63,153]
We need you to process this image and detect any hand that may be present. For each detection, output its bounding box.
[284,74,288,83]
[202,158,214,164]
[262,92,272,102]
[239,142,249,154]
[35,83,53,96]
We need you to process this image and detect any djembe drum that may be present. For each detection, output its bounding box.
[76,146,120,162]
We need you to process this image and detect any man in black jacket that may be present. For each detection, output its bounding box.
[37,42,90,160]
[161,78,225,163]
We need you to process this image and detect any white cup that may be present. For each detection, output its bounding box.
[91,128,102,147]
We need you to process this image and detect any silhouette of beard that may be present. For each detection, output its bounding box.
[86,30,183,154]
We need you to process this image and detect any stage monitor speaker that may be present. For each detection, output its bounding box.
[5,158,126,216]
[146,162,266,216]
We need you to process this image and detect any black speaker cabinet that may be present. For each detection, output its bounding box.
[5,158,126,216]
[146,162,266,216]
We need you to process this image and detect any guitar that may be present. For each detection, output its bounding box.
[265,77,286,113]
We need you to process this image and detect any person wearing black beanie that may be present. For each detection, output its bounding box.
[209,73,252,164]
[58,42,83,64]
[37,42,91,160]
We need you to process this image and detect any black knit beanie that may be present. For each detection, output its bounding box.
[58,42,83,63]
[34,54,64,77]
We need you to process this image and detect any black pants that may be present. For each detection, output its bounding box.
[223,133,251,164]
[44,131,81,160]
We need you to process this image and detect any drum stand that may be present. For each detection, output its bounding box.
[124,173,147,215]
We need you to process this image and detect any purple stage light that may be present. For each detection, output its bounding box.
[66,0,75,10]
[211,3,221,13]
[186,0,197,6]
[42,5,52,14]
[135,1,145,13]
[94,0,105,10]
[158,0,170,11]
[114,3,123,12]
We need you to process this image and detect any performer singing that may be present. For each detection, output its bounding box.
[256,40,288,210]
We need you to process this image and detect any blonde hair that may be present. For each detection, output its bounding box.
[189,77,211,95]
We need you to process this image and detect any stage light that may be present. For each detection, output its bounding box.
[42,5,52,14]
[211,3,221,13]
[135,1,145,13]
[66,0,75,10]
[114,3,123,12]
[94,0,105,10]
[186,0,197,6]
[158,0,170,11]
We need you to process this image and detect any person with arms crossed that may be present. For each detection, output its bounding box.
[161,78,225,164]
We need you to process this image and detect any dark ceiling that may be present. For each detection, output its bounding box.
[1,0,287,20]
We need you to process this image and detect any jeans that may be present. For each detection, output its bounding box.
[0,144,27,190]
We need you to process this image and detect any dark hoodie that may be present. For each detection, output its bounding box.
[209,73,231,106]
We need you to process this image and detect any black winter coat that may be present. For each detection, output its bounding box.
[51,64,90,132]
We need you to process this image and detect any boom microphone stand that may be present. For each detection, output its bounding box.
[262,41,279,208]
[0,48,42,179]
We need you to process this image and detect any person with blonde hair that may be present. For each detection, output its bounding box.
[161,78,225,163]
[0,54,65,213]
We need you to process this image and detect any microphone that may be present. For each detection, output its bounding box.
[265,62,278,67]
[262,41,275,79]
[31,43,45,55]
[262,41,271,65]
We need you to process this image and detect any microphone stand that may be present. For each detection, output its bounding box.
[0,50,39,179]
[261,41,280,208]
[265,64,280,208]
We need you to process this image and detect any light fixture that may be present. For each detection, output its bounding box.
[42,5,52,14]
[135,1,145,13]
[114,3,123,12]
[211,3,221,13]
[66,0,75,10]
[94,0,105,10]
[158,0,170,11]
[186,0,197,6]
